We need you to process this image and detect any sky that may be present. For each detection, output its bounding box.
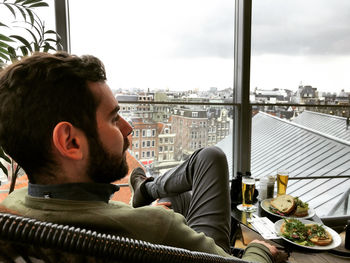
[3,0,350,94]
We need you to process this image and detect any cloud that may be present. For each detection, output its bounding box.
[251,0,350,56]
[167,0,350,58]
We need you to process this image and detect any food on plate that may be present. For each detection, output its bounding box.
[280,219,333,246]
[269,194,309,217]
[293,197,309,217]
[308,224,333,246]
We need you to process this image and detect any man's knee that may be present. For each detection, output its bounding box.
[198,146,227,164]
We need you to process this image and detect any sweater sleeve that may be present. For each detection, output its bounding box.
[160,209,233,258]
[242,243,274,263]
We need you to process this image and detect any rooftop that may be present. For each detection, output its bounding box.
[217,111,350,216]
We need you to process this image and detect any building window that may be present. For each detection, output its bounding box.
[147,129,152,137]
[192,112,198,117]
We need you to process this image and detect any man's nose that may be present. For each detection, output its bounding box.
[119,117,133,137]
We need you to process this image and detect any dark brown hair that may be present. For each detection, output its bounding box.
[0,52,106,182]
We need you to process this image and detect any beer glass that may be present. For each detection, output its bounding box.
[277,169,289,196]
[237,176,257,212]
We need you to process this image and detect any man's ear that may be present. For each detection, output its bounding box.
[52,122,85,160]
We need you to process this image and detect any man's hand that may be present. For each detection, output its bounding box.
[250,240,289,263]
[152,199,172,209]
[250,240,278,255]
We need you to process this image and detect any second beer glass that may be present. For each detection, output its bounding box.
[237,176,257,212]
[277,169,289,196]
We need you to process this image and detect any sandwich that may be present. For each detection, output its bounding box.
[307,224,333,246]
[280,219,332,246]
[269,194,309,217]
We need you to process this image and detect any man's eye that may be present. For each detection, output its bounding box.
[113,115,120,122]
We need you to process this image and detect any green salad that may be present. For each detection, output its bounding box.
[281,219,315,246]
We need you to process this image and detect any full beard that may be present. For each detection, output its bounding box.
[87,137,130,184]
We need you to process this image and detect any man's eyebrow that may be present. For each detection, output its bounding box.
[110,105,120,116]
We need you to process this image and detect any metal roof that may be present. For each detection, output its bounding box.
[217,111,350,216]
[292,110,350,142]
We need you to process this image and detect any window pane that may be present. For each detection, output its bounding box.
[251,0,350,104]
[121,104,234,177]
[69,0,234,94]
[251,105,350,217]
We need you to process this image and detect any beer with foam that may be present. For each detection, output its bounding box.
[277,170,289,196]
[242,177,255,207]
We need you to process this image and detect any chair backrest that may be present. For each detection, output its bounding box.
[0,213,254,263]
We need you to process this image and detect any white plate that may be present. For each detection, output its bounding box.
[261,198,315,219]
[274,219,341,250]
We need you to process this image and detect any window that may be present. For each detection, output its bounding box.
[134,129,139,137]
[142,130,146,137]
[192,112,198,117]
[62,0,350,219]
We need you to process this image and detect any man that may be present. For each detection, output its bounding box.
[0,52,279,262]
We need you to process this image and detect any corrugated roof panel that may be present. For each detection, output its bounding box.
[293,111,350,141]
[217,111,350,216]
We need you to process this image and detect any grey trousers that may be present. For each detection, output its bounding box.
[145,146,231,252]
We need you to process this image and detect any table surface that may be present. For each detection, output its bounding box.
[231,200,350,262]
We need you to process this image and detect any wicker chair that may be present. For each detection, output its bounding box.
[0,212,254,263]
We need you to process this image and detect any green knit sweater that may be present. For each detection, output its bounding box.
[2,188,273,263]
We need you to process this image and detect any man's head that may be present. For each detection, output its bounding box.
[0,52,132,184]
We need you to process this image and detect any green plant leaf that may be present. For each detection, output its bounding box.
[29,3,49,8]
[0,52,10,61]
[44,30,57,35]
[23,0,43,4]
[0,162,8,177]
[0,34,14,42]
[14,5,27,22]
[0,47,11,55]
[26,8,35,25]
[34,42,39,51]
[7,46,17,59]
[20,46,29,56]
[23,0,43,5]
[25,28,38,43]
[4,3,16,18]
[0,41,10,48]
[9,35,33,52]
[15,0,27,4]
[0,22,9,28]
[0,147,11,163]
[43,42,56,52]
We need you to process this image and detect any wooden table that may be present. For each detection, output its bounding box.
[231,201,350,262]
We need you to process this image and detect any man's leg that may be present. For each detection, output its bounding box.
[145,146,231,252]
